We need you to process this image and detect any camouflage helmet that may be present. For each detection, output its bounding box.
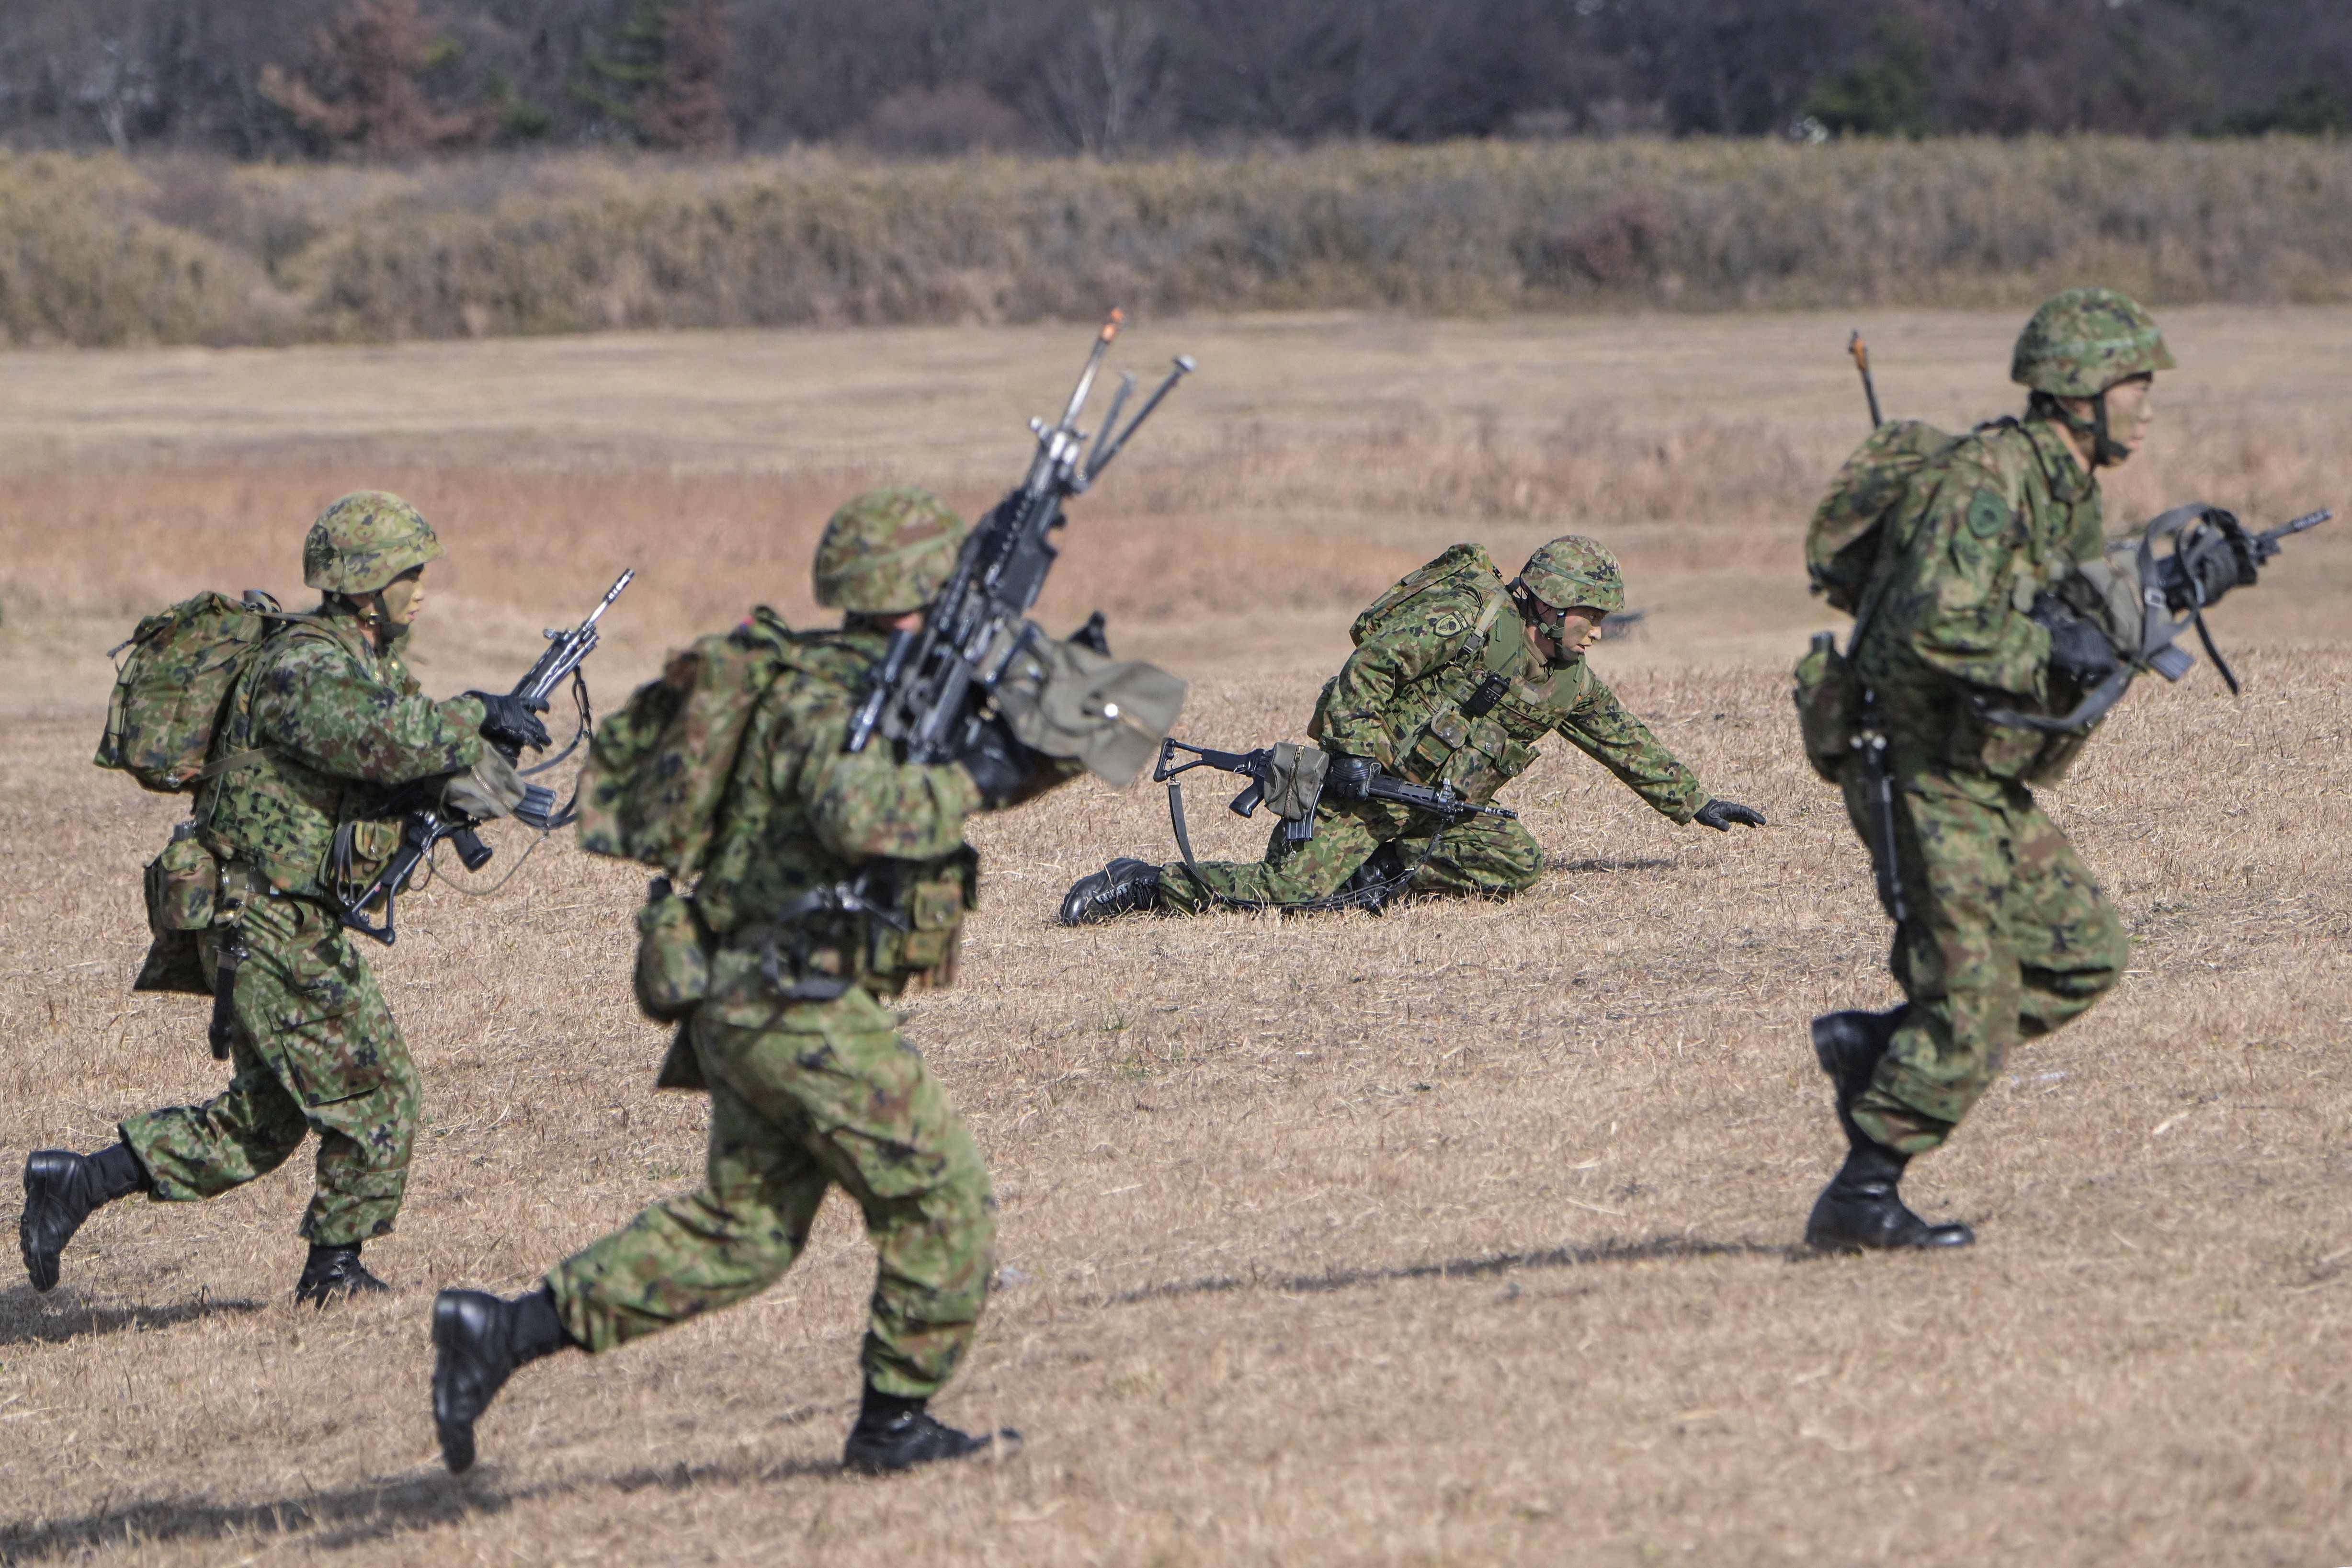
[814,487,967,614]
[2011,287,2176,398]
[303,491,444,594]
[1518,535,1626,615]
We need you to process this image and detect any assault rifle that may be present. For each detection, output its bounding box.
[1980,504,2331,734]
[846,310,1193,763]
[336,568,634,945]
[1152,737,1515,868]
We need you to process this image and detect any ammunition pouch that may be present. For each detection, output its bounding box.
[134,822,220,995]
[633,877,712,1022]
[145,821,219,935]
[1793,633,1863,784]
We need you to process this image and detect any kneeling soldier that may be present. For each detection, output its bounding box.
[430,489,1069,1477]
[19,493,541,1305]
[1061,536,1762,920]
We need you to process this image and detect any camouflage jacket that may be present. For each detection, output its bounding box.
[1307,566,1708,821]
[200,608,484,898]
[693,625,989,989]
[1855,416,2105,780]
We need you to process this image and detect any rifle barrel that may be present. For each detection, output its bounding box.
[2263,507,2333,541]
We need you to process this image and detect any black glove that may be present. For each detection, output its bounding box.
[2029,592,2121,688]
[2158,510,2259,612]
[956,713,1045,807]
[468,691,551,755]
[1693,797,1765,831]
[1323,754,1379,800]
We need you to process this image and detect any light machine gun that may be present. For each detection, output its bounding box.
[846,310,1193,764]
[336,568,634,945]
[1151,736,1516,871]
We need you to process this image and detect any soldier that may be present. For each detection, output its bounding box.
[18,492,543,1305]
[1058,535,1763,921]
[428,489,1064,1477]
[1804,289,2165,1251]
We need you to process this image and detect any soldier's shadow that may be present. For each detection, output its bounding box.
[1106,1232,1810,1307]
[1549,855,1674,875]
[0,1452,842,1560]
[0,1286,265,1346]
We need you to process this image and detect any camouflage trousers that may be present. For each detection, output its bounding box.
[548,974,996,1400]
[1157,795,1545,912]
[1842,760,2129,1155]
[119,892,419,1245]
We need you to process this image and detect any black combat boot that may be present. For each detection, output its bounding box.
[1337,843,1411,912]
[294,1242,392,1307]
[1805,1005,1971,1251]
[1058,858,1164,925]
[431,1284,576,1473]
[19,1143,148,1292]
[841,1385,1013,1475]
[1810,1006,1906,1118]
[1805,1135,1975,1252]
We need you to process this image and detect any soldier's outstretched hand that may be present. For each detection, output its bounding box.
[1693,797,1766,831]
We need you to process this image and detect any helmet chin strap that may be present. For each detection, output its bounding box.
[2086,390,2132,468]
[334,589,398,652]
[2034,389,2131,471]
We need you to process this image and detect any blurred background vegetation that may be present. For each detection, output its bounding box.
[4,1,2351,347]
[6,0,2348,159]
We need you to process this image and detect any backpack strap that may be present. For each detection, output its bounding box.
[193,748,270,782]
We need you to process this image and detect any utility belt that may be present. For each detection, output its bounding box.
[631,852,975,1023]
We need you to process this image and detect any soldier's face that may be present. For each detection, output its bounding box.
[1527,602,1607,663]
[2101,375,2156,459]
[377,566,428,627]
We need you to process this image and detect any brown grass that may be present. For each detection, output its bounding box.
[11,137,2352,346]
[1,311,2349,1564]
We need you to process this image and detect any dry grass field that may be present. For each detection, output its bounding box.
[1,309,2349,1565]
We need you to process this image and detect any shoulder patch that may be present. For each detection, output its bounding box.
[1965,488,2011,540]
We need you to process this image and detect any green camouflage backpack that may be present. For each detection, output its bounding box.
[94,591,300,793]
[1348,543,1511,648]
[576,607,797,876]
[1804,420,1957,614]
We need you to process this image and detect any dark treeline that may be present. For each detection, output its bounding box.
[5,0,2350,159]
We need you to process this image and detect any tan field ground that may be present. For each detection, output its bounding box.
[1,309,2349,1565]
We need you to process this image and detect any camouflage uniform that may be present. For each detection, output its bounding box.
[1159,541,1709,912]
[1832,290,2169,1161]
[127,503,484,1245]
[544,492,1014,1401]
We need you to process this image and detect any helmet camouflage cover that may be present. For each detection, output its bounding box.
[303,491,444,594]
[814,487,967,614]
[1518,535,1626,615]
[2010,286,2176,398]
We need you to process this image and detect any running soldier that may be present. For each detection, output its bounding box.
[429,489,1070,1477]
[18,492,543,1304]
[1802,289,2170,1250]
[1059,536,1762,921]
